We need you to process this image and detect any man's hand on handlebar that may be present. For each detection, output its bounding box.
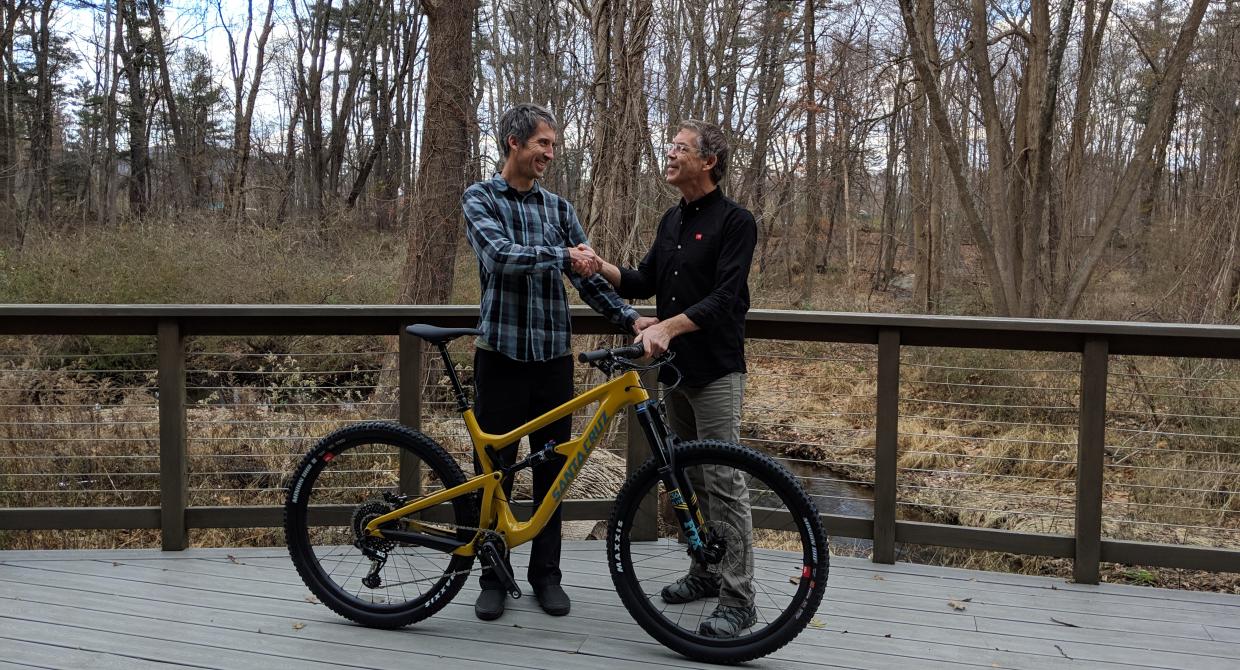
[634,322,671,358]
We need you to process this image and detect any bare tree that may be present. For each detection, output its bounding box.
[217,0,276,222]
[1058,0,1211,317]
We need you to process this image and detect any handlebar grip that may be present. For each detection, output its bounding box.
[577,343,648,363]
[578,348,611,363]
[613,343,647,360]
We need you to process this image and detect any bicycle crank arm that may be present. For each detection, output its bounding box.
[478,541,522,599]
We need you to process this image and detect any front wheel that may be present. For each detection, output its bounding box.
[607,440,829,664]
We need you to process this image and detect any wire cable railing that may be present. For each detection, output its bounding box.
[2,306,1238,580]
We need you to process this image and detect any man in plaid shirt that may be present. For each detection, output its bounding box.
[462,103,655,622]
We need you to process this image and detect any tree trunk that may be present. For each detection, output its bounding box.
[0,0,23,242]
[221,0,276,223]
[145,0,196,208]
[900,0,1010,314]
[347,42,413,207]
[1057,0,1113,291]
[799,0,819,306]
[397,0,476,306]
[116,0,149,218]
[582,0,653,262]
[28,0,53,222]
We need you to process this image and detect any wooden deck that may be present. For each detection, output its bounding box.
[0,541,1237,670]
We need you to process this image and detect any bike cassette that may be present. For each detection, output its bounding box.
[352,500,399,589]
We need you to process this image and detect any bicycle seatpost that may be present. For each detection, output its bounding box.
[433,343,470,412]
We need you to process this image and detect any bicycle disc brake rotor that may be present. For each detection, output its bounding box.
[700,520,745,573]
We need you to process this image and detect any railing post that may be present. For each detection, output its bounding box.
[399,325,423,495]
[873,328,900,564]
[1075,336,1108,584]
[158,320,187,551]
[626,368,658,541]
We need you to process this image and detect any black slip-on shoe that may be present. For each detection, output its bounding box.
[533,583,571,616]
[475,588,506,621]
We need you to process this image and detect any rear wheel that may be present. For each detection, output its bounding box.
[284,422,477,628]
[608,440,829,663]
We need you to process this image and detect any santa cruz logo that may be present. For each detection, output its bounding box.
[551,409,610,501]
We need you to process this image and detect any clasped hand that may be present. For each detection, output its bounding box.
[568,243,601,276]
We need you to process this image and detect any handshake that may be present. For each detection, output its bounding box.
[566,243,659,338]
[568,243,603,277]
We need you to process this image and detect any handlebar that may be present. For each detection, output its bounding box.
[578,343,646,364]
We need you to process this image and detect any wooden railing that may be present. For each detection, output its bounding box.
[2,304,1238,583]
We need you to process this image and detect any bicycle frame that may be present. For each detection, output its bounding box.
[364,369,650,556]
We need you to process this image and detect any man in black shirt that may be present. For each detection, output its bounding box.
[592,119,758,638]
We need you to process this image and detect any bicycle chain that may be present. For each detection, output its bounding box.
[362,525,503,591]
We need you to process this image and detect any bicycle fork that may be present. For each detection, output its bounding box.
[634,401,720,566]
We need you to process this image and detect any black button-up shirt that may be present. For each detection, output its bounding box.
[617,188,757,387]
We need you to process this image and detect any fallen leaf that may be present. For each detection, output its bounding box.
[111,562,119,567]
[304,595,320,604]
[292,622,305,630]
[808,618,826,629]
[1050,617,1079,628]
[947,600,968,611]
[789,576,801,585]
[871,575,885,581]
[227,554,238,564]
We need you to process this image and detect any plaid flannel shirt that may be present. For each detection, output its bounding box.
[463,174,638,362]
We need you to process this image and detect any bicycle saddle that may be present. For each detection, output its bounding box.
[404,323,482,345]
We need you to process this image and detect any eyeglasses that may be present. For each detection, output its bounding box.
[665,142,698,156]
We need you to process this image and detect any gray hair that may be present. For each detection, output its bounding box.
[498,103,557,158]
[678,119,728,185]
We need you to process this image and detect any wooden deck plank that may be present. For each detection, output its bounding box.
[0,598,625,670]
[848,554,1240,607]
[1207,626,1240,644]
[1,544,1236,670]
[7,563,1230,670]
[0,636,192,670]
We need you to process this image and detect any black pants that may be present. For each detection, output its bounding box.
[473,347,572,589]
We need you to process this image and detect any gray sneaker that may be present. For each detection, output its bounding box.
[698,604,758,638]
[659,573,720,604]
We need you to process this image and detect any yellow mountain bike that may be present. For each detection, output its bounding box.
[284,324,828,663]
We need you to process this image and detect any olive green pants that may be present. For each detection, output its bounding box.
[664,372,754,608]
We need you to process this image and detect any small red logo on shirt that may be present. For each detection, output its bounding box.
[694,233,703,240]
